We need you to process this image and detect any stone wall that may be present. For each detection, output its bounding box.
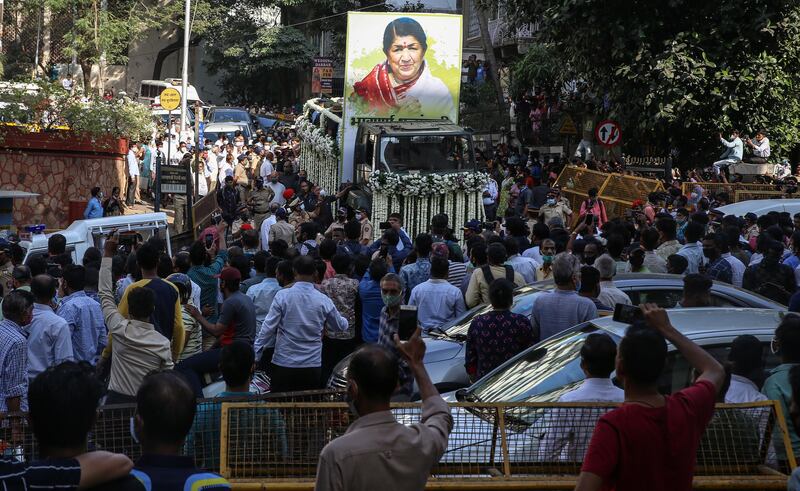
[0,131,127,229]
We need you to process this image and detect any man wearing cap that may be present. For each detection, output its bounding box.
[325,207,349,237]
[267,172,287,206]
[180,266,257,397]
[462,220,482,244]
[269,208,297,247]
[356,208,373,245]
[0,266,31,322]
[248,177,275,231]
[538,190,572,227]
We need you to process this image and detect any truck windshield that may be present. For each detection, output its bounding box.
[379,134,472,173]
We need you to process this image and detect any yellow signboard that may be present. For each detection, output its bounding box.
[559,115,578,135]
[159,88,181,111]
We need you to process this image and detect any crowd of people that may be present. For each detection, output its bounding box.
[8,131,800,489]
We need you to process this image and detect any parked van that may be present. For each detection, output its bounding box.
[20,213,171,265]
[138,79,202,107]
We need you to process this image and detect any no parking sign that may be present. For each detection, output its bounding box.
[595,119,622,147]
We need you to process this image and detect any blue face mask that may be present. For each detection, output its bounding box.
[542,255,554,263]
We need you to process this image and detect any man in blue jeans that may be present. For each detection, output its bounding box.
[178,267,256,397]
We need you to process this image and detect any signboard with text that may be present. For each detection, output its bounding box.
[312,57,334,95]
[160,166,188,194]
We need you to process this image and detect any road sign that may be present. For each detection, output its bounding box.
[159,88,181,111]
[595,119,621,147]
[160,165,188,195]
[197,122,205,150]
[559,115,578,135]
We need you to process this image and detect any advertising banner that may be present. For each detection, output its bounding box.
[341,12,463,181]
[312,57,334,94]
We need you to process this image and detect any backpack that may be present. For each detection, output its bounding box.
[481,265,515,284]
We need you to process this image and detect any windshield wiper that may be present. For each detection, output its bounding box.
[429,327,448,337]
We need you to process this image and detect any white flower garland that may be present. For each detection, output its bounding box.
[296,102,342,195]
[367,170,488,196]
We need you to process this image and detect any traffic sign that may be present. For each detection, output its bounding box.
[595,119,621,147]
[559,115,578,136]
[159,88,181,111]
[198,122,205,150]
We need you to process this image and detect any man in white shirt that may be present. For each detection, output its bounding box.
[725,334,767,404]
[126,142,140,206]
[266,172,286,205]
[594,254,633,308]
[259,151,275,180]
[204,149,218,193]
[260,256,348,392]
[745,129,770,165]
[482,175,499,220]
[408,257,466,332]
[259,203,280,251]
[504,238,539,284]
[720,234,746,288]
[538,333,624,461]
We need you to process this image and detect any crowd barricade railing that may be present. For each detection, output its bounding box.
[554,167,663,227]
[0,388,345,468]
[216,400,795,490]
[681,181,781,203]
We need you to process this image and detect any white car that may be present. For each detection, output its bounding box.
[20,212,171,265]
[715,199,800,218]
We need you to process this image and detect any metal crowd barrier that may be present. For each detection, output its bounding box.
[0,389,345,467]
[680,181,782,204]
[554,167,664,225]
[218,400,795,490]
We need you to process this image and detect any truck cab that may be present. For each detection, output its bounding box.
[351,118,476,185]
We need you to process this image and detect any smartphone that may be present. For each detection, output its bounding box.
[204,233,214,248]
[379,244,389,258]
[398,305,418,340]
[379,221,391,230]
[613,303,644,325]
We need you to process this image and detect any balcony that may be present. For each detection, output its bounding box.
[487,14,538,47]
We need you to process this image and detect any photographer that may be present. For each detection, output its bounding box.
[745,129,771,165]
[578,188,608,228]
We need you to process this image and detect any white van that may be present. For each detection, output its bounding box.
[138,78,202,107]
[20,213,172,265]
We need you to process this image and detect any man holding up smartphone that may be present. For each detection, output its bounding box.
[575,305,724,491]
[315,328,453,491]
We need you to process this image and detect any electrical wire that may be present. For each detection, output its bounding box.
[284,2,387,28]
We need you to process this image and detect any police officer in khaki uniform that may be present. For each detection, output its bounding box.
[356,206,373,246]
[248,177,275,231]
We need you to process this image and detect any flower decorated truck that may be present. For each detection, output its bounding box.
[297,97,486,240]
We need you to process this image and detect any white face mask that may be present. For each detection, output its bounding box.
[235,141,245,147]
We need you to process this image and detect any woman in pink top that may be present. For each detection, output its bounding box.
[578,187,608,227]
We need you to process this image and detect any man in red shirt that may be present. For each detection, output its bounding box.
[575,304,725,491]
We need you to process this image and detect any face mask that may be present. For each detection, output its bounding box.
[583,256,596,265]
[129,417,140,444]
[381,293,402,307]
[546,198,556,206]
[355,213,363,221]
[271,178,278,183]
[235,141,244,147]
[542,254,554,263]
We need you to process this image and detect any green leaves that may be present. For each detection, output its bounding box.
[499,0,800,161]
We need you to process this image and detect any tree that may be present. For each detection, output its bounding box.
[45,0,183,94]
[486,0,800,162]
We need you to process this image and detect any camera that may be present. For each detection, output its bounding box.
[379,221,391,230]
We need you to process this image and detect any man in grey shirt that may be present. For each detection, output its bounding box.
[315,329,453,491]
[531,253,598,342]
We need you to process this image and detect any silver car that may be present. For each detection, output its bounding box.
[328,274,784,396]
[438,308,785,465]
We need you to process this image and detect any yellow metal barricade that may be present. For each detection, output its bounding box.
[218,400,795,490]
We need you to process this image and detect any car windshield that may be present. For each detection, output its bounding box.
[466,324,618,403]
[211,110,250,123]
[379,134,473,173]
[443,285,551,338]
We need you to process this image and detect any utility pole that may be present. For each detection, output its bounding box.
[179,0,190,134]
[475,4,508,126]
[1,0,6,52]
